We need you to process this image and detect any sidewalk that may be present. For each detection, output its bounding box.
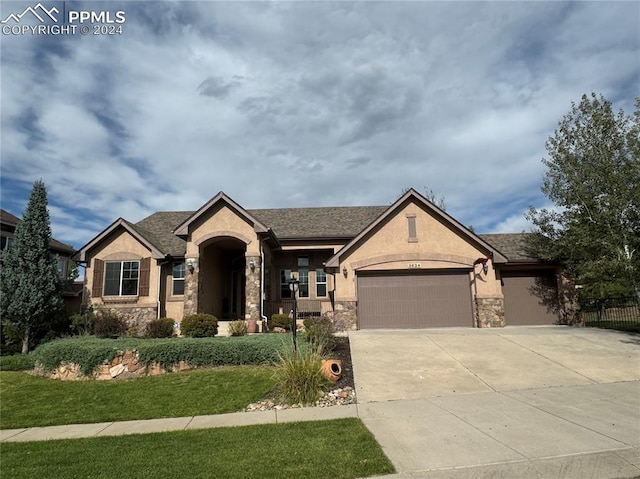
[0,404,359,443]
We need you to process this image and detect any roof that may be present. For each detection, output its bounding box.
[1,208,75,255]
[249,206,388,239]
[75,193,545,264]
[478,233,539,262]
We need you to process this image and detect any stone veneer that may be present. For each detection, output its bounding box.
[245,255,261,322]
[103,306,157,334]
[476,297,505,328]
[332,301,358,331]
[183,257,199,317]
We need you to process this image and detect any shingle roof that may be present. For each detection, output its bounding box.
[479,233,538,262]
[249,206,388,238]
[135,211,192,256]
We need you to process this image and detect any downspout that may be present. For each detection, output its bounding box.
[260,239,268,331]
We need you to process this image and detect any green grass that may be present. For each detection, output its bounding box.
[0,418,395,479]
[0,367,276,429]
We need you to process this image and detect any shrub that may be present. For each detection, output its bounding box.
[70,310,95,336]
[274,348,332,406]
[303,315,336,354]
[271,313,292,331]
[0,354,35,371]
[93,309,128,339]
[32,335,297,375]
[227,320,248,336]
[146,318,175,338]
[181,314,218,338]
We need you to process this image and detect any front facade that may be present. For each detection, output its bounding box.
[74,189,570,331]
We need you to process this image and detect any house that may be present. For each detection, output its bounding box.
[1,209,82,312]
[73,189,571,331]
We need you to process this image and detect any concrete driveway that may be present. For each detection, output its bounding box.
[349,327,640,479]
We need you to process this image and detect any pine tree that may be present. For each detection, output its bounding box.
[0,180,63,353]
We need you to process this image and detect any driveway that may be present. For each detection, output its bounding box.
[349,327,640,479]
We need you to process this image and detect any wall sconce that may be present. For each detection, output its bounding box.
[342,266,348,278]
[249,259,255,271]
[187,259,195,273]
[473,257,489,275]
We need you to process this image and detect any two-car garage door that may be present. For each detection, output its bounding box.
[357,270,474,329]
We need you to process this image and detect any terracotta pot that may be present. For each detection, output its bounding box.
[247,320,258,334]
[321,359,342,382]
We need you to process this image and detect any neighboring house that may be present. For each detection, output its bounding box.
[73,189,570,331]
[1,209,82,312]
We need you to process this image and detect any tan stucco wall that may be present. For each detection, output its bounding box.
[335,202,503,300]
[186,205,260,256]
[84,229,160,309]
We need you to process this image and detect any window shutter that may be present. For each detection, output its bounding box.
[92,259,104,298]
[139,257,151,296]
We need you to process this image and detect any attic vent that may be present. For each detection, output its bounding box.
[407,214,417,242]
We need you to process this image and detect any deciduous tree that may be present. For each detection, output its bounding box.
[526,93,639,299]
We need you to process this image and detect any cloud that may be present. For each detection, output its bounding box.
[1,1,637,248]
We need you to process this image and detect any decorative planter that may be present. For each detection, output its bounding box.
[247,319,258,333]
[321,359,342,382]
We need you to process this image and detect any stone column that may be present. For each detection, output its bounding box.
[245,255,261,322]
[475,297,505,327]
[183,257,199,318]
[333,301,358,331]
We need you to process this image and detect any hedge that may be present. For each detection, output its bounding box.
[32,335,302,375]
[0,354,36,371]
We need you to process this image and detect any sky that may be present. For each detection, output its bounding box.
[1,0,638,250]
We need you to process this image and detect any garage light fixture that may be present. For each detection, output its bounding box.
[342,266,348,278]
[474,257,489,275]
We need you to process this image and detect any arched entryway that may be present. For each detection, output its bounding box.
[199,236,247,319]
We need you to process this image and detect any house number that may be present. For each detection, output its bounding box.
[408,263,422,269]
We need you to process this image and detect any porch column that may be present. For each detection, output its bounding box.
[183,257,200,317]
[245,254,261,321]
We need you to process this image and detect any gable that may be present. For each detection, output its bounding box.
[326,189,508,268]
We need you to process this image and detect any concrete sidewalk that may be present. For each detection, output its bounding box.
[0,404,359,443]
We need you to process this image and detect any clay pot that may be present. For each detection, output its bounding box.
[321,359,342,382]
[247,319,258,334]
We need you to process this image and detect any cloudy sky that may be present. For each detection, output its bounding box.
[1,0,638,249]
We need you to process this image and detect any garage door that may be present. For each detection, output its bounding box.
[357,270,473,329]
[502,271,560,325]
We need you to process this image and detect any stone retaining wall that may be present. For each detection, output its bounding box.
[33,350,196,381]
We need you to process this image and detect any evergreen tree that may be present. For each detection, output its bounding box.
[526,93,640,299]
[0,180,63,353]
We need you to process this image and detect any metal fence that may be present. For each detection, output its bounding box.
[265,300,324,320]
[580,296,640,332]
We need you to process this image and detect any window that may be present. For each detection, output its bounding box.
[0,236,12,250]
[298,268,309,298]
[296,256,310,298]
[104,261,139,296]
[172,261,185,295]
[280,269,292,298]
[316,269,327,297]
[57,257,68,280]
[407,214,417,242]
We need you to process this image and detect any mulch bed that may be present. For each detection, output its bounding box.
[328,336,355,390]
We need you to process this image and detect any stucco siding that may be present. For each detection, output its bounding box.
[186,205,260,255]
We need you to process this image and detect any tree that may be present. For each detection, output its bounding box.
[399,186,447,210]
[0,180,63,353]
[526,93,640,299]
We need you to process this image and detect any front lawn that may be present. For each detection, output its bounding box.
[1,418,396,479]
[0,367,276,429]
